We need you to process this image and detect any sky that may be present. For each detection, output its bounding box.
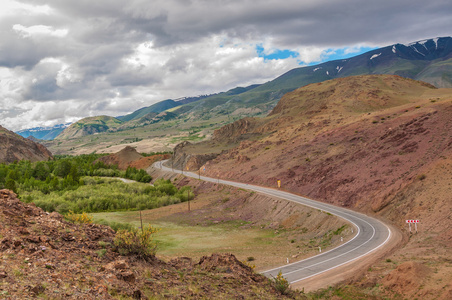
[0,0,451,131]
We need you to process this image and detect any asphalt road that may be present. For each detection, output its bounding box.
[154,160,392,284]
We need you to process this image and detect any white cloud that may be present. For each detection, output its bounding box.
[13,24,68,38]
[0,0,450,131]
[0,0,53,18]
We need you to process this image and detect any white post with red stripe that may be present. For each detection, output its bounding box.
[406,219,419,233]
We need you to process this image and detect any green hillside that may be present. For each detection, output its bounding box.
[118,99,179,122]
[55,116,123,140]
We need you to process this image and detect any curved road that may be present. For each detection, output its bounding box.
[153,160,392,284]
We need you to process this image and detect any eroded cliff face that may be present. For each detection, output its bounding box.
[0,126,53,163]
[212,117,261,142]
[170,141,219,171]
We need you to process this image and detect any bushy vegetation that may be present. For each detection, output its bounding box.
[0,154,153,196]
[114,224,159,260]
[0,155,191,215]
[65,210,94,224]
[273,271,290,295]
[21,177,192,214]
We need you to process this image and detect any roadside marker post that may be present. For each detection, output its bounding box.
[277,180,281,189]
[319,246,321,253]
[406,220,419,233]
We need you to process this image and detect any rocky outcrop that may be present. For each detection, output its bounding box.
[171,141,219,171]
[95,146,143,170]
[212,117,261,142]
[0,125,53,163]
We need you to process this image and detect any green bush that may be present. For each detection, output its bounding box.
[114,224,159,260]
[273,271,290,295]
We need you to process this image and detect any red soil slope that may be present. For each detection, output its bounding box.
[0,125,53,163]
[183,75,452,299]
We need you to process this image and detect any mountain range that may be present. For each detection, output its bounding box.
[16,36,452,142]
[16,123,70,140]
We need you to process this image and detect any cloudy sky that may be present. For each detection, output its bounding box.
[1,0,450,131]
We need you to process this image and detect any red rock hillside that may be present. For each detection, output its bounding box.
[95,146,170,170]
[0,125,53,163]
[183,74,452,299]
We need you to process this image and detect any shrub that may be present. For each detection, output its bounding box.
[114,225,158,260]
[65,210,93,224]
[241,260,256,270]
[273,271,290,295]
[96,249,107,258]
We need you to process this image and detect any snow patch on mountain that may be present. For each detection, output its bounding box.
[411,44,426,56]
[370,53,381,60]
[433,37,439,49]
[392,45,397,53]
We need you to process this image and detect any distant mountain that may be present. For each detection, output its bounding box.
[117,94,226,123]
[117,99,179,122]
[162,37,452,123]
[16,123,70,140]
[55,116,122,140]
[0,125,53,163]
[267,36,452,91]
[43,36,452,145]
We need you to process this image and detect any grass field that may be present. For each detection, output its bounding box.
[90,193,350,272]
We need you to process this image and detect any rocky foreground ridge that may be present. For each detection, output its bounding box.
[0,126,53,163]
[0,189,295,299]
